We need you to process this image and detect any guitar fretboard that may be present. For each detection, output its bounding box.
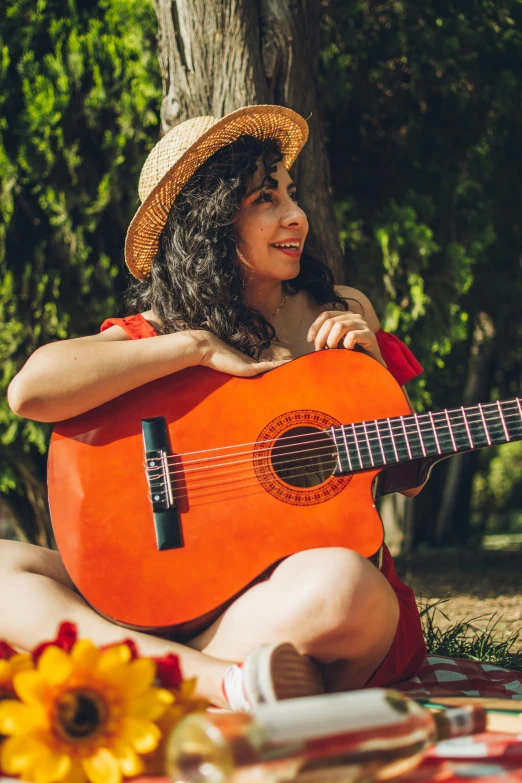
[331,398,522,473]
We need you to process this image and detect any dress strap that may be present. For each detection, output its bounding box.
[100,314,158,340]
[375,329,423,386]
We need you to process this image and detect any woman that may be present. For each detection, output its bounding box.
[6,105,426,712]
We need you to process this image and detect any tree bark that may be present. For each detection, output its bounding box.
[434,312,496,545]
[152,0,344,282]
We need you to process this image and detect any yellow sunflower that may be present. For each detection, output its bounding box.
[0,640,174,783]
[0,653,33,697]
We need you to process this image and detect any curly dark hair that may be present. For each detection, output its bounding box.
[125,134,347,359]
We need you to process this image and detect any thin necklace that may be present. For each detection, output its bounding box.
[271,294,287,318]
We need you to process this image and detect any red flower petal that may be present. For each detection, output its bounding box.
[32,622,78,662]
[0,640,18,660]
[155,654,183,688]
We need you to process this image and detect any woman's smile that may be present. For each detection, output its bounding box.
[270,238,303,259]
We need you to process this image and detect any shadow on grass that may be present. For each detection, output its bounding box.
[419,596,522,671]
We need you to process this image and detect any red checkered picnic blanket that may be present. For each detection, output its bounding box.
[395,655,522,700]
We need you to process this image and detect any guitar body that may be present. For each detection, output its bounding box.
[48,350,410,631]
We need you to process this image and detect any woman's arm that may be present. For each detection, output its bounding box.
[7,317,204,423]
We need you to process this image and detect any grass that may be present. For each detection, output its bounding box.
[420,597,522,671]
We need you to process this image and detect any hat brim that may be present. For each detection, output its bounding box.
[124,105,309,280]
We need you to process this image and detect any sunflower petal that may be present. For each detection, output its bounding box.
[14,669,46,705]
[30,745,71,783]
[1,734,42,774]
[71,640,100,673]
[111,738,144,777]
[82,748,121,783]
[39,647,74,686]
[95,645,131,675]
[120,658,156,697]
[0,700,44,734]
[62,760,86,783]
[128,687,173,720]
[120,717,161,753]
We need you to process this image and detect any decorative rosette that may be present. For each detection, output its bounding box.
[0,623,208,783]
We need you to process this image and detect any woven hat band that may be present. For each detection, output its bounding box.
[125,105,309,280]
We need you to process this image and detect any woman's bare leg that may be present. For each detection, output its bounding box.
[0,541,399,703]
[0,540,231,706]
[188,547,400,691]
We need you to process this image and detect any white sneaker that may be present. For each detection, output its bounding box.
[223,642,324,713]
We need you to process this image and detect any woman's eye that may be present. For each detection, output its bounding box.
[290,191,298,202]
[254,190,273,204]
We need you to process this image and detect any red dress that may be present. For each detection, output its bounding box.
[100,314,427,686]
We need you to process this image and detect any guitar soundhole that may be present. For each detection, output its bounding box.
[271,426,337,488]
[254,409,349,506]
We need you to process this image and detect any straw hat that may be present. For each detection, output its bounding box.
[124,104,309,280]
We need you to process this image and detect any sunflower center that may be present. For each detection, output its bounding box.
[53,688,108,741]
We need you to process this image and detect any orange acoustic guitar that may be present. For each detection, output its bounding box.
[48,349,522,632]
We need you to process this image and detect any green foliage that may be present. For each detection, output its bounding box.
[321,0,522,404]
[320,1,522,538]
[0,0,161,541]
[473,442,522,533]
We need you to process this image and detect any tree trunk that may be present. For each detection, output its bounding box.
[152,0,344,282]
[434,312,496,545]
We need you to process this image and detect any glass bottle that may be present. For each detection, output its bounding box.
[165,688,486,783]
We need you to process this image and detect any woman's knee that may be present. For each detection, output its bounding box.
[271,548,398,647]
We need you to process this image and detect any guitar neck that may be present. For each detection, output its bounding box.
[332,398,522,474]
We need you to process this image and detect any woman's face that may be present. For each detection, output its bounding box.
[235,160,309,282]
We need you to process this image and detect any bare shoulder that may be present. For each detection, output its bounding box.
[141,309,162,328]
[334,285,381,332]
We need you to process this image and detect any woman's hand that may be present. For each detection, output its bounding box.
[307,311,386,366]
[190,331,288,377]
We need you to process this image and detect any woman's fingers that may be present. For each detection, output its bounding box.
[343,329,370,350]
[308,312,367,348]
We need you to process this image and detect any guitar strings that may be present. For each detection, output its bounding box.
[156,401,522,471]
[149,422,517,503]
[147,406,522,483]
[147,417,522,500]
[145,398,522,465]
[148,413,522,491]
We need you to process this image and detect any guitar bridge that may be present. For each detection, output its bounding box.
[142,417,183,551]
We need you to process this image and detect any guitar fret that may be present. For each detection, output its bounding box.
[413,413,426,457]
[351,423,363,470]
[482,405,510,445]
[400,416,412,460]
[353,423,371,469]
[429,411,442,455]
[362,420,374,467]
[374,419,386,464]
[387,418,399,462]
[461,407,474,448]
[365,420,385,467]
[501,401,522,441]
[378,420,397,463]
[331,426,344,474]
[497,400,510,441]
[478,403,491,446]
[432,410,456,453]
[401,415,422,458]
[417,413,440,456]
[448,409,471,450]
[332,424,353,473]
[445,410,458,452]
